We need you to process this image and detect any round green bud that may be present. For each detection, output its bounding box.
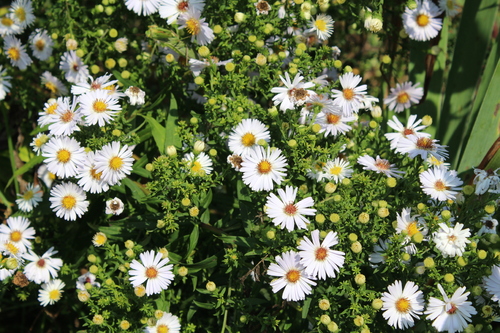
[213,25,222,34]
[178,266,188,277]
[105,58,116,69]
[320,314,331,325]
[457,256,467,267]
[319,299,330,310]
[463,185,474,195]
[165,54,175,63]
[415,265,426,275]
[88,254,97,263]
[402,253,411,261]
[189,206,199,217]
[91,64,100,74]
[194,76,204,85]
[341,178,351,186]
[358,212,370,224]
[145,163,153,172]
[330,213,340,223]
[333,195,342,202]
[325,182,337,193]
[485,205,496,214]
[312,123,322,133]
[423,257,435,268]
[478,249,487,259]
[472,285,482,296]
[125,249,135,258]
[209,149,217,156]
[225,62,235,72]
[255,40,264,48]
[348,233,358,242]
[412,232,424,243]
[109,29,118,38]
[266,230,275,239]
[198,46,210,57]
[422,115,433,126]
[288,139,297,148]
[444,273,454,283]
[378,207,389,218]
[372,298,383,310]
[89,265,98,274]
[105,6,114,15]
[441,210,451,220]
[353,316,364,327]
[355,274,366,285]
[124,240,134,249]
[95,4,104,12]
[181,198,191,206]
[121,70,130,79]
[327,321,339,332]
[315,214,326,223]
[206,281,216,292]
[351,242,362,253]
[386,177,397,187]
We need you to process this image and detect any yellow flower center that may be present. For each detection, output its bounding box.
[448,235,457,242]
[395,297,411,313]
[94,234,107,245]
[314,19,327,32]
[49,172,57,180]
[90,168,102,180]
[49,289,61,301]
[285,269,301,283]
[329,166,342,175]
[416,14,430,27]
[434,180,449,191]
[257,160,272,174]
[157,324,169,333]
[343,88,354,100]
[191,161,202,173]
[46,103,58,114]
[5,242,19,255]
[62,195,77,209]
[326,113,340,125]
[406,222,419,237]
[1,17,13,27]
[7,47,20,61]
[10,231,22,242]
[315,247,328,261]
[93,100,107,113]
[416,137,434,150]
[396,92,410,104]
[57,149,71,163]
[35,39,46,51]
[146,267,158,278]
[374,159,390,171]
[23,190,34,200]
[109,156,123,170]
[283,203,297,216]
[186,18,201,35]
[45,82,58,94]
[241,133,256,147]
[15,7,26,22]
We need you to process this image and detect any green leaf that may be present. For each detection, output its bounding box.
[199,209,210,223]
[200,189,213,209]
[236,180,252,202]
[122,178,148,201]
[141,115,166,155]
[186,224,199,259]
[193,300,214,309]
[5,155,45,190]
[301,297,312,319]
[165,94,182,149]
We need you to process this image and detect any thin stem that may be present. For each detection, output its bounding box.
[220,278,232,333]
[2,105,19,195]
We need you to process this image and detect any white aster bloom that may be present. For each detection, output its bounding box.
[381,280,425,330]
[125,0,160,15]
[38,279,65,307]
[188,57,233,76]
[477,215,498,236]
[484,265,500,304]
[37,164,56,189]
[183,152,213,176]
[314,108,355,137]
[114,37,128,52]
[0,14,22,36]
[240,146,287,192]
[76,151,110,194]
[105,197,125,215]
[298,230,345,280]
[384,81,424,113]
[385,115,431,150]
[10,0,35,29]
[395,208,427,239]
[0,66,12,101]
[271,72,316,112]
[94,141,135,186]
[323,157,352,183]
[0,267,16,281]
[331,72,367,116]
[254,0,271,15]
[438,0,460,18]
[433,222,470,257]
[397,134,448,161]
[23,247,63,284]
[369,238,390,267]
[129,250,174,296]
[3,35,32,70]
[0,216,35,254]
[49,182,89,221]
[420,166,463,201]
[307,14,334,41]
[15,183,43,212]
[265,186,316,232]
[473,168,500,195]
[71,73,122,97]
[59,50,89,84]
[403,0,443,41]
[159,0,205,24]
[425,284,477,332]
[267,250,317,302]
[29,29,53,61]
[41,71,68,96]
[145,312,181,333]
[426,155,451,169]
[177,8,214,46]
[42,136,86,179]
[76,272,100,290]
[306,160,326,181]
[228,119,271,157]
[47,97,82,136]
[365,16,383,33]
[38,98,58,127]
[79,89,121,126]
[125,86,146,105]
[357,155,405,178]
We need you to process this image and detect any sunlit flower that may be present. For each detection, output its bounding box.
[298,230,345,280]
[42,136,86,178]
[144,312,181,333]
[331,72,367,116]
[381,280,425,330]
[477,215,498,236]
[0,216,35,255]
[177,8,214,46]
[10,0,35,29]
[94,141,135,186]
[0,66,12,101]
[125,86,146,105]
[240,146,287,192]
[159,0,205,24]
[314,108,355,137]
[425,284,476,332]
[322,157,352,183]
[433,222,470,257]
[31,133,51,156]
[308,14,334,41]
[49,182,89,221]
[38,279,65,306]
[267,250,316,302]
[438,0,460,17]
[76,151,110,194]
[357,155,405,178]
[105,197,125,215]
[125,0,161,16]
[0,14,22,36]
[41,71,68,96]
[129,250,174,296]
[23,247,63,284]
[59,50,89,84]
[15,183,43,212]
[403,0,443,41]
[397,135,448,161]
[395,208,427,239]
[114,37,128,53]
[271,72,316,112]
[420,166,463,201]
[76,271,100,290]
[47,97,82,136]
[484,265,500,303]
[79,89,121,126]
[29,29,53,61]
[306,160,326,181]
[92,232,107,247]
[265,186,316,232]
[228,119,271,157]
[385,115,431,150]
[183,152,213,176]
[3,35,32,70]
[384,81,424,113]
[71,73,122,98]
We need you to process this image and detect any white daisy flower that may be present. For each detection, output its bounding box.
[3,35,32,70]
[254,0,271,15]
[125,0,160,15]
[426,155,450,169]
[41,71,68,96]
[297,230,345,280]
[385,115,431,150]
[307,14,334,41]
[403,0,443,41]
[188,57,233,77]
[159,0,205,24]
[42,136,86,179]
[271,72,316,112]
[29,29,53,61]
[10,0,35,29]
[145,312,181,333]
[477,215,498,236]
[76,151,110,194]
[0,216,35,254]
[425,284,476,332]
[484,265,500,303]
[0,66,12,101]
[314,108,355,137]
[0,267,16,281]
[357,155,405,178]
[15,183,43,212]
[265,186,316,232]
[38,98,59,127]
[240,146,287,192]
[79,89,121,126]
[94,141,135,186]
[47,97,82,136]
[76,272,100,290]
[114,37,128,53]
[395,208,427,239]
[473,168,500,195]
[0,14,22,36]
[49,182,89,221]
[438,0,460,18]
[105,197,125,215]
[37,164,56,189]
[267,250,317,302]
[433,222,470,257]
[306,161,327,181]
[129,250,175,296]
[38,279,65,307]
[384,81,424,113]
[183,152,213,176]
[228,119,271,157]
[420,166,463,201]
[30,134,50,155]
[331,72,367,116]
[71,73,123,98]
[59,50,89,84]
[23,247,63,284]
[381,280,425,330]
[369,238,390,267]
[322,157,352,183]
[177,8,214,46]
[397,134,448,161]
[125,86,146,105]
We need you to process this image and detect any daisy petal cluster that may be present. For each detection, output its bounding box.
[144,312,181,333]
[357,155,405,178]
[381,280,425,330]
[177,8,214,46]
[403,0,443,41]
[129,250,174,296]
[240,146,287,191]
[419,166,463,201]
[271,72,315,112]
[38,279,65,306]
[385,115,430,150]
[125,0,161,16]
[265,186,316,231]
[228,119,270,157]
[384,81,424,113]
[331,72,367,116]
[23,247,63,284]
[49,182,89,221]
[433,222,470,257]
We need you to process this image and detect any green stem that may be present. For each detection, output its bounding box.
[220,278,232,333]
[2,105,19,195]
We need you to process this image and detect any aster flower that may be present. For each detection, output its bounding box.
[145,312,181,333]
[76,272,100,290]
[94,141,135,186]
[49,182,89,221]
[0,216,35,255]
[322,157,352,183]
[271,72,316,112]
[114,37,128,53]
[159,0,205,24]
[297,230,345,280]
[385,115,431,150]
[0,66,12,101]
[29,28,53,60]
[473,168,500,195]
[228,119,271,157]
[395,208,427,240]
[477,215,498,236]
[38,98,59,127]
[254,0,271,15]
[265,186,316,232]
[23,247,63,284]
[3,35,32,70]
[425,284,477,332]
[79,89,121,126]
[267,250,317,302]
[71,73,123,98]
[10,0,35,29]
[183,152,213,176]
[403,0,443,41]
[484,265,500,304]
[331,72,367,116]
[384,81,424,113]
[357,155,405,178]
[427,155,451,169]
[15,183,43,212]
[92,232,107,247]
[37,164,56,189]
[381,280,425,330]
[177,8,214,46]
[420,166,463,201]
[438,0,460,17]
[129,250,174,296]
[240,146,287,192]
[397,135,448,161]
[369,238,391,267]
[306,160,326,181]
[105,197,125,215]
[307,14,334,41]
[41,71,68,96]
[75,151,110,194]
[189,57,233,76]
[314,108,355,137]
[433,222,470,257]
[125,0,160,15]
[125,86,146,105]
[47,97,82,136]
[42,136,86,179]
[0,14,22,36]
[38,279,65,307]
[59,50,89,84]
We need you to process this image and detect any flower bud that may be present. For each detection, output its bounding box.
[355,274,366,285]
[372,298,383,310]
[444,273,454,283]
[206,281,216,291]
[319,299,330,310]
[351,241,362,253]
[166,145,177,156]
[178,266,188,276]
[320,314,331,325]
[234,12,246,23]
[92,314,104,325]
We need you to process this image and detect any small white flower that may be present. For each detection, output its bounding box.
[76,272,100,290]
[254,0,271,15]
[15,183,43,212]
[41,71,68,96]
[159,0,205,24]
[59,50,89,84]
[23,247,63,284]
[403,0,443,41]
[183,152,213,176]
[145,312,181,333]
[49,182,89,221]
[79,89,122,127]
[307,14,334,41]
[381,280,425,330]
[3,35,32,70]
[47,97,82,136]
[306,160,327,182]
[228,119,270,157]
[385,115,431,150]
[38,279,65,306]
[433,222,470,257]
[314,108,355,137]
[114,37,128,52]
[71,73,122,97]
[420,166,463,201]
[357,155,405,178]
[473,168,500,195]
[10,0,35,29]
[397,135,448,161]
[384,81,424,113]
[125,86,146,105]
[177,8,214,46]
[0,216,35,255]
[129,250,175,296]
[477,215,498,236]
[42,136,86,179]
[125,0,160,15]
[240,146,287,192]
[331,72,367,116]
[76,151,110,194]
[322,157,352,183]
[94,141,135,186]
[38,98,59,127]
[484,265,500,304]
[271,72,316,112]
[438,0,460,18]
[395,208,427,239]
[0,66,12,101]
[105,197,125,215]
[29,29,53,61]
[0,14,22,36]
